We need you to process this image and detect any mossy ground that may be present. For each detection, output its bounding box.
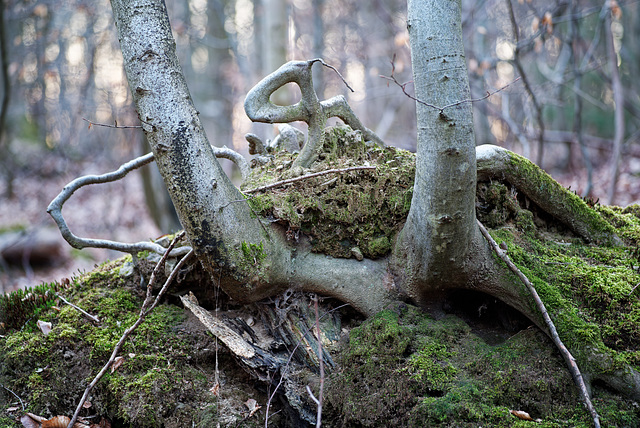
[3,134,640,426]
[324,305,640,427]
[0,258,276,427]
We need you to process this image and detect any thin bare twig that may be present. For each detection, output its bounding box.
[244,166,376,194]
[1,383,25,411]
[505,0,545,167]
[67,232,193,428]
[477,220,600,428]
[311,58,354,93]
[55,294,100,323]
[82,117,143,129]
[380,55,520,114]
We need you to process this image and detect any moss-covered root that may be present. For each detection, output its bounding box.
[476,145,621,246]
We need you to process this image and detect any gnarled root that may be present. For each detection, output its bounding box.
[476,144,621,246]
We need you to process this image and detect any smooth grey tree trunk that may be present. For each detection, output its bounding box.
[393,0,477,301]
[106,0,640,405]
[110,0,280,299]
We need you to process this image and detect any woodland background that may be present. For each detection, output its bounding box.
[0,0,639,293]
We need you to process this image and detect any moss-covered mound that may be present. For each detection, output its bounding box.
[324,305,640,427]
[242,126,415,259]
[0,258,275,428]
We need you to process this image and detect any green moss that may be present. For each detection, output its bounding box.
[0,257,224,427]
[404,339,458,392]
[242,126,415,259]
[489,221,640,373]
[241,241,266,264]
[323,304,630,427]
[0,281,67,332]
[504,152,619,245]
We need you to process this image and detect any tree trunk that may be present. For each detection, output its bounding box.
[109,0,285,301]
[108,0,640,407]
[392,0,477,302]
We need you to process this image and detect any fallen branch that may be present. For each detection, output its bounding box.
[477,219,601,428]
[244,165,376,194]
[67,232,194,428]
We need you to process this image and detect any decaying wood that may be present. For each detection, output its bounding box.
[181,291,344,425]
[180,292,256,359]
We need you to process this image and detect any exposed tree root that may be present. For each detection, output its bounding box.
[244,59,384,170]
[476,144,621,246]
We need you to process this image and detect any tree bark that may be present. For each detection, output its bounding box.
[392,0,477,302]
[109,0,284,300]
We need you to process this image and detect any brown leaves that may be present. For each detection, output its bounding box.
[20,413,111,428]
[244,398,262,418]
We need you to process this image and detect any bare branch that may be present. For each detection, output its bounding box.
[67,234,194,428]
[311,58,354,92]
[82,117,143,129]
[212,145,250,181]
[243,165,376,194]
[477,220,600,428]
[47,153,192,256]
[505,0,545,166]
[381,55,521,116]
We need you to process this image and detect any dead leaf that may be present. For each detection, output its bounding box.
[37,320,52,335]
[20,413,40,428]
[111,356,125,373]
[510,409,534,421]
[245,398,261,417]
[82,400,92,409]
[209,382,220,396]
[40,415,89,428]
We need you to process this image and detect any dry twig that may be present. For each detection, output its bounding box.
[477,219,600,428]
[244,166,376,194]
[82,117,143,129]
[55,294,100,323]
[380,54,520,116]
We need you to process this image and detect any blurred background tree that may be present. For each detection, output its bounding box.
[0,0,638,291]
